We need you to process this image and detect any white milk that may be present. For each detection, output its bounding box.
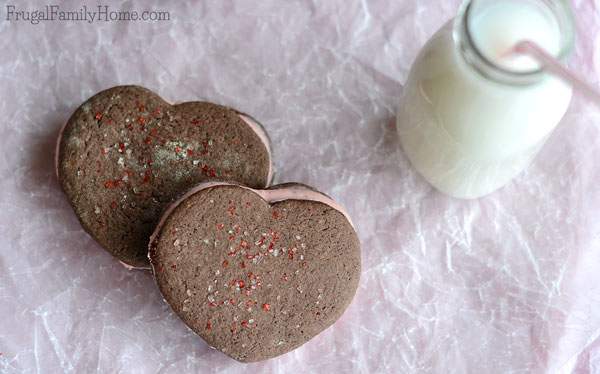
[397,0,573,199]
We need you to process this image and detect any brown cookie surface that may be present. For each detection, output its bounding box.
[149,183,361,362]
[56,86,272,268]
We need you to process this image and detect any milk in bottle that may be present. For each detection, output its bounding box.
[397,0,575,199]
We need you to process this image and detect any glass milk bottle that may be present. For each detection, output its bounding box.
[397,0,575,199]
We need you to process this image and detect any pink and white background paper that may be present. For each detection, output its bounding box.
[1,1,600,373]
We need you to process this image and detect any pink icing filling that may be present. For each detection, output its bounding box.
[148,181,354,265]
[54,118,69,180]
[119,260,150,271]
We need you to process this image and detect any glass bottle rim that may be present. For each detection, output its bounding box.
[454,0,575,86]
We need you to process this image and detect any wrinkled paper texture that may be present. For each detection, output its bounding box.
[1,0,600,373]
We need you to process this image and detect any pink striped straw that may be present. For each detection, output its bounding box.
[514,40,600,107]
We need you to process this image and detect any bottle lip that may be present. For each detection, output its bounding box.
[454,0,575,86]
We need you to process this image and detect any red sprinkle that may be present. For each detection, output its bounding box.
[272,210,280,219]
[143,170,152,184]
[238,280,245,289]
[110,201,117,209]
[191,118,201,126]
[205,321,212,330]
[200,164,217,178]
[262,303,270,312]
[175,146,182,154]
[216,223,224,230]
[241,320,249,328]
[137,116,146,125]
[187,149,194,157]
[208,302,217,307]
[118,143,126,153]
[95,112,103,120]
[144,136,152,145]
[222,260,229,267]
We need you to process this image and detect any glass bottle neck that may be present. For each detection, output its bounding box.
[453,0,575,86]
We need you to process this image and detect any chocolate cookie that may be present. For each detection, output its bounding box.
[56,86,273,268]
[149,182,361,362]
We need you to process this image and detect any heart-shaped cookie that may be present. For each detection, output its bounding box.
[56,86,272,268]
[148,182,361,362]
